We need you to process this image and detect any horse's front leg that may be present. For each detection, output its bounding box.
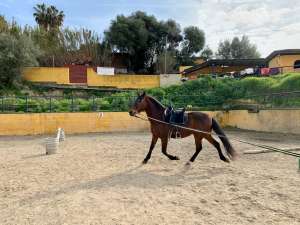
[161,137,180,160]
[143,135,158,164]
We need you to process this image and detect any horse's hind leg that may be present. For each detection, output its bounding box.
[143,135,158,164]
[206,135,230,163]
[161,137,180,160]
[188,135,203,163]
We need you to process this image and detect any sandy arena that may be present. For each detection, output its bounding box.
[0,129,300,225]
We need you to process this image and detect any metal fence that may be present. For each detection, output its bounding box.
[1,91,300,113]
[0,95,135,113]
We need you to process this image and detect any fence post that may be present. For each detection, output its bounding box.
[71,95,74,112]
[92,96,95,111]
[1,97,3,112]
[49,97,52,112]
[25,96,28,112]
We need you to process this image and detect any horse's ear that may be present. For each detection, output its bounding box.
[137,91,146,98]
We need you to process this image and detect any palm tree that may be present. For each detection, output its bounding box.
[33,4,64,31]
[33,3,48,30]
[47,5,64,29]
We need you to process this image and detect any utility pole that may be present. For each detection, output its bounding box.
[164,36,167,75]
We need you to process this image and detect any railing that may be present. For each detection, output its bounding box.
[0,95,135,113]
[1,91,300,113]
[167,91,300,111]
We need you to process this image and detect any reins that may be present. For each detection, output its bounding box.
[133,113,300,158]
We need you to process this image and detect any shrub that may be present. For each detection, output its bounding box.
[0,33,41,87]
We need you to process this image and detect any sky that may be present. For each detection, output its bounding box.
[1,0,300,57]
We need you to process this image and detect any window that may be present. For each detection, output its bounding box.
[294,60,300,69]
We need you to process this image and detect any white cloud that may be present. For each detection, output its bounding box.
[181,0,300,57]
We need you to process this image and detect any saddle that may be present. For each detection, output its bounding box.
[164,106,188,125]
[164,106,188,139]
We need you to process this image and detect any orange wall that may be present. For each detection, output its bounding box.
[87,68,160,89]
[22,67,161,89]
[1,110,300,136]
[268,55,300,73]
[22,67,70,85]
[0,112,149,136]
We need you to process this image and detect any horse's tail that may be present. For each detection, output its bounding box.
[211,118,237,160]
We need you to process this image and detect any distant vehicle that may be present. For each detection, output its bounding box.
[216,73,234,79]
[180,77,189,82]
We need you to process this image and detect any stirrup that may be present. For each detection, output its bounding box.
[175,131,181,139]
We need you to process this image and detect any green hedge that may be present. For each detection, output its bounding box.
[1,73,300,113]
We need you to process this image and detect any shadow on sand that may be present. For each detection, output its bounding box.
[20,164,224,205]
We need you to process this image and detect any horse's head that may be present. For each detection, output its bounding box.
[129,91,147,116]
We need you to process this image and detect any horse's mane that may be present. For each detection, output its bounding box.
[147,95,166,110]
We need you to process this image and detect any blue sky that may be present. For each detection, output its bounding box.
[1,0,300,57]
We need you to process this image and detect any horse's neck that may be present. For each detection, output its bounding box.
[145,97,165,119]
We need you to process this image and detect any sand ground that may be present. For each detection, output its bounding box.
[0,129,299,225]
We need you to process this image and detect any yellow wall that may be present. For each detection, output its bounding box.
[2,110,300,136]
[87,68,160,89]
[22,67,69,85]
[22,67,160,89]
[221,110,300,134]
[268,55,300,73]
[0,112,149,136]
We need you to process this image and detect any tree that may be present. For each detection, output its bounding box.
[162,19,182,50]
[29,26,61,66]
[0,33,41,87]
[105,11,182,73]
[177,26,205,66]
[200,46,213,61]
[217,35,260,59]
[33,3,65,31]
[0,15,9,33]
[157,51,177,74]
[217,40,231,59]
[181,26,205,55]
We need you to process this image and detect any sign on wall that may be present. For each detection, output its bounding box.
[97,67,115,75]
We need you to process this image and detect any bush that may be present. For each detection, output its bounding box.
[0,33,41,87]
[2,73,300,113]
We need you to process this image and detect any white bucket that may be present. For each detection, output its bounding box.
[45,137,59,155]
[58,128,65,142]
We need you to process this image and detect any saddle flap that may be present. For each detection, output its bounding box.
[164,107,187,125]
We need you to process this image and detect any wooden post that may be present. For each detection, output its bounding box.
[25,96,28,112]
[49,97,52,112]
[71,95,74,112]
[1,97,3,112]
[92,96,95,111]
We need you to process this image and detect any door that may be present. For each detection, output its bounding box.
[69,65,87,84]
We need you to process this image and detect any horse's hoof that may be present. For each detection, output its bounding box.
[142,159,148,164]
[222,158,230,163]
[185,161,191,166]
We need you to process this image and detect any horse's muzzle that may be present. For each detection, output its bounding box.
[129,110,137,116]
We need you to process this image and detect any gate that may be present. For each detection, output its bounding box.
[69,65,87,84]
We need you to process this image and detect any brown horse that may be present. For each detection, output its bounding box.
[129,92,237,164]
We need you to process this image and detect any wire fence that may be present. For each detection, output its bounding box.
[165,91,300,110]
[2,91,300,113]
[0,95,135,113]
